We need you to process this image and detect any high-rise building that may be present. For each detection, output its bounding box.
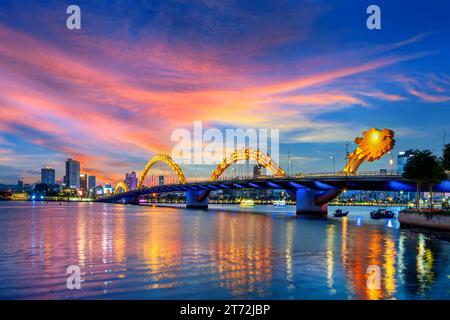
[17,180,24,192]
[65,159,80,189]
[159,175,164,186]
[41,166,56,185]
[88,176,96,193]
[397,150,414,173]
[80,174,88,193]
[104,183,113,195]
[125,171,138,190]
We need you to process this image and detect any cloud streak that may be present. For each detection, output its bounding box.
[0,2,447,183]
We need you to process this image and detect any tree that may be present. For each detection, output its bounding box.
[443,143,450,171]
[402,150,447,210]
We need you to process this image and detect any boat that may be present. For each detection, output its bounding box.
[333,209,348,217]
[370,208,395,219]
[240,199,255,207]
[273,200,286,207]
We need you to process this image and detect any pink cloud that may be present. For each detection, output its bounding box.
[0,24,436,183]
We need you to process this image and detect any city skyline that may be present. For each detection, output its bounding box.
[0,1,449,185]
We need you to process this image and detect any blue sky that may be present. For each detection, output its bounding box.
[0,0,449,184]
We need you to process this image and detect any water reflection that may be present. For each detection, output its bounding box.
[213,213,272,297]
[138,211,182,288]
[327,224,336,295]
[285,220,295,290]
[0,203,448,299]
[416,234,435,295]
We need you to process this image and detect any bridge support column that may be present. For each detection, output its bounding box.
[186,190,208,210]
[295,189,328,217]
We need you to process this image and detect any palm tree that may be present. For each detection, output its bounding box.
[402,150,447,210]
[443,143,450,171]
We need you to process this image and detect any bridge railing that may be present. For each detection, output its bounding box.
[103,170,403,197]
[159,170,402,184]
[202,170,401,181]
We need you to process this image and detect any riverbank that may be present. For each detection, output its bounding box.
[399,209,450,231]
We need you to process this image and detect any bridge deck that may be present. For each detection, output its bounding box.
[100,173,450,202]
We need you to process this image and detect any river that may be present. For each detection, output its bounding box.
[0,202,448,299]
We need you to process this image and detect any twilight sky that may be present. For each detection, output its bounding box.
[0,0,449,185]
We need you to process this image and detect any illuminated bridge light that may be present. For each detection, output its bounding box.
[356,217,363,226]
[435,180,450,192]
[314,181,335,190]
[233,184,244,188]
[248,183,261,188]
[267,182,282,188]
[289,182,304,189]
[388,181,415,192]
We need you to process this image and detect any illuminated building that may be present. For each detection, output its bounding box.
[95,185,104,195]
[17,179,24,192]
[65,159,80,189]
[104,183,113,195]
[158,175,164,186]
[125,171,138,190]
[41,166,55,185]
[397,150,414,173]
[32,183,48,200]
[80,174,88,194]
[88,176,96,193]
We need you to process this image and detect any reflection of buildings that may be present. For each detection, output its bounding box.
[213,213,272,297]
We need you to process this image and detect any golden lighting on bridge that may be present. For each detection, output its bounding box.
[114,181,129,195]
[137,153,187,189]
[210,148,286,181]
[111,127,394,195]
[344,128,395,174]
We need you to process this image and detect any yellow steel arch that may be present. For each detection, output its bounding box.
[210,148,286,181]
[137,153,187,189]
[114,181,129,195]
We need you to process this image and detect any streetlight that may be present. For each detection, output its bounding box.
[330,155,336,174]
[287,150,291,177]
[388,151,394,174]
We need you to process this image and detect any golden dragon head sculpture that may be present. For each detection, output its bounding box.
[343,128,395,174]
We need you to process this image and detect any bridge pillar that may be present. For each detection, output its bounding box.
[295,189,328,217]
[186,190,208,210]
